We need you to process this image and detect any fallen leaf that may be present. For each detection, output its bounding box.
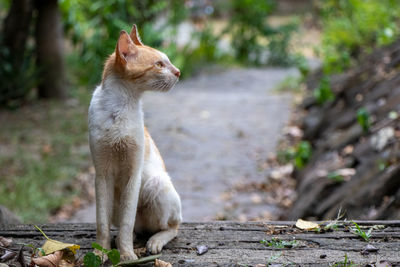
[32,251,63,267]
[154,259,172,267]
[0,237,12,247]
[0,251,17,262]
[58,259,74,267]
[34,225,80,255]
[342,145,354,155]
[42,239,80,255]
[250,193,262,204]
[335,168,356,177]
[295,219,320,230]
[133,247,146,258]
[41,144,52,155]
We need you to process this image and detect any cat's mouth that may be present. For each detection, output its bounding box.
[154,78,178,92]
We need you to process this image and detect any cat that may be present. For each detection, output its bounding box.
[88,24,182,260]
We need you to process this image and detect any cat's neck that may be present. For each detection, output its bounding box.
[103,73,142,100]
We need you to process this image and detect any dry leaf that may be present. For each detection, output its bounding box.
[0,237,12,247]
[58,259,74,267]
[32,251,63,267]
[42,239,80,255]
[154,259,172,267]
[0,251,17,262]
[133,247,147,258]
[295,219,320,230]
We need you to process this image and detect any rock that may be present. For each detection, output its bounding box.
[364,244,379,252]
[196,245,208,255]
[370,127,395,151]
[286,39,400,220]
[0,205,21,225]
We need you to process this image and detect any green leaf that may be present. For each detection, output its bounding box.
[38,248,46,256]
[83,252,101,267]
[91,242,108,253]
[327,172,344,182]
[356,107,370,132]
[107,249,120,266]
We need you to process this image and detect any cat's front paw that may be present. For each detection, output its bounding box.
[119,251,138,262]
[146,238,164,254]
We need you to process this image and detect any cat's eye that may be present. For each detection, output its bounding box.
[155,61,165,68]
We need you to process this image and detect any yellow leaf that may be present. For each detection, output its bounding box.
[42,239,80,255]
[34,225,80,255]
[295,219,320,230]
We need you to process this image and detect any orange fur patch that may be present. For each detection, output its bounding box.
[102,45,166,83]
[144,127,166,170]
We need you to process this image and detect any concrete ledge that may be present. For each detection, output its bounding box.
[1,221,400,266]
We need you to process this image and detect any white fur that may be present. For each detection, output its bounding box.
[89,73,182,260]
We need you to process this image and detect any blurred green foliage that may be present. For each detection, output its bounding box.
[60,0,182,84]
[313,76,334,105]
[318,0,400,74]
[0,43,37,108]
[278,141,312,169]
[59,0,301,85]
[223,0,298,66]
[356,107,371,133]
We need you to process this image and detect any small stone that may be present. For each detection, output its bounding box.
[196,245,208,255]
[364,244,379,252]
[320,254,327,259]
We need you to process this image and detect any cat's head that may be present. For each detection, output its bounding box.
[104,25,180,92]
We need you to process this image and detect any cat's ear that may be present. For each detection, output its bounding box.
[115,30,138,65]
[129,24,144,46]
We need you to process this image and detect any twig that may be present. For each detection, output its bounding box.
[116,254,161,266]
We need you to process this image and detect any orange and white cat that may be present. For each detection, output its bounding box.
[88,25,182,260]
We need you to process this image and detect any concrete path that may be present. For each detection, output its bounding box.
[69,67,295,222]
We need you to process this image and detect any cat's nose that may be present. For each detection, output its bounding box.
[174,69,180,78]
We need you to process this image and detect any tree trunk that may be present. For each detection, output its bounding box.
[0,0,34,107]
[2,0,33,69]
[35,0,67,99]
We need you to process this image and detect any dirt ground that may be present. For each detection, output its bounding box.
[68,67,296,222]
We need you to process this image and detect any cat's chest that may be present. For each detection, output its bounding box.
[90,101,144,143]
[105,106,143,137]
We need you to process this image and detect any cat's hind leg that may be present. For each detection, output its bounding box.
[137,173,182,254]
